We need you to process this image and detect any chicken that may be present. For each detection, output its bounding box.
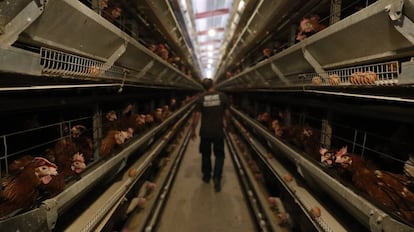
[257,112,272,130]
[102,4,122,24]
[296,126,321,161]
[333,147,414,223]
[100,130,129,157]
[157,44,169,60]
[147,42,158,53]
[319,147,337,166]
[117,108,148,136]
[364,71,378,85]
[71,125,94,163]
[296,17,313,41]
[167,56,181,67]
[7,155,35,175]
[0,157,58,218]
[349,72,361,85]
[186,70,192,79]
[296,15,326,42]
[169,98,177,112]
[350,71,377,85]
[99,0,109,11]
[54,135,78,168]
[43,152,86,197]
[87,65,101,76]
[308,14,326,33]
[162,105,172,119]
[275,124,320,161]
[328,74,340,86]
[226,71,234,79]
[154,108,164,124]
[102,110,118,136]
[271,119,284,137]
[312,76,322,85]
[42,133,85,197]
[145,114,154,128]
[278,125,303,147]
[262,48,273,58]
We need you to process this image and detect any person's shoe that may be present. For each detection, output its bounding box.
[213,178,221,192]
[202,175,210,183]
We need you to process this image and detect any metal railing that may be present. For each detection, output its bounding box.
[40,47,124,78]
[306,60,400,86]
[0,115,92,177]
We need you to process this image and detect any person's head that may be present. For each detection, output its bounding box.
[202,78,213,90]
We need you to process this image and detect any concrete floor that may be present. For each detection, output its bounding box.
[156,135,257,232]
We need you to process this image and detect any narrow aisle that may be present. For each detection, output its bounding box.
[157,134,257,232]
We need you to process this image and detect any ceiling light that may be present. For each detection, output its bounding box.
[234,13,240,23]
[238,0,245,12]
[205,69,213,78]
[207,45,214,51]
[208,29,216,37]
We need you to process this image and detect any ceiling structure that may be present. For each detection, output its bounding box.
[178,0,246,79]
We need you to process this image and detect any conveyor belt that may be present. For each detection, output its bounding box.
[155,127,257,232]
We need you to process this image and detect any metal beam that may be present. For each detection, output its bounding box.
[270,62,290,85]
[199,39,222,45]
[301,46,326,78]
[195,8,229,19]
[101,42,127,72]
[0,1,44,48]
[197,27,225,35]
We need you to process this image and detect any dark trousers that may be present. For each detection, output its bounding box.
[199,136,225,180]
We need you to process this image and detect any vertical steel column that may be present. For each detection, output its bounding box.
[284,106,292,126]
[93,106,102,160]
[289,24,297,46]
[330,0,342,25]
[321,112,332,149]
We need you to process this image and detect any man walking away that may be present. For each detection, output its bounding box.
[191,78,230,192]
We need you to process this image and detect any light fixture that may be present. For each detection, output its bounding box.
[234,13,240,24]
[238,0,245,12]
[181,0,186,7]
[208,29,216,37]
[207,45,214,51]
[205,69,213,78]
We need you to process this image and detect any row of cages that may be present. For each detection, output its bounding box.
[306,60,400,86]
[1,0,202,90]
[39,46,406,91]
[231,103,414,230]
[218,0,414,91]
[220,59,409,91]
[0,96,195,222]
[250,108,412,175]
[39,47,189,86]
[40,47,125,79]
[227,117,346,232]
